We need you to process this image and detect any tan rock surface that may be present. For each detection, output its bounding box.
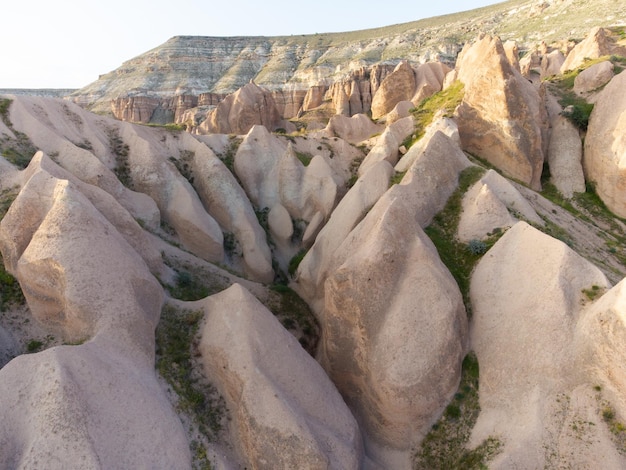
[198,283,363,469]
[455,34,547,190]
[548,115,585,198]
[561,27,626,73]
[411,62,449,105]
[469,222,617,469]
[320,192,467,467]
[199,82,282,135]
[0,170,190,468]
[573,60,614,95]
[540,49,565,79]
[583,70,626,217]
[325,113,382,144]
[359,116,414,177]
[189,144,273,283]
[371,61,416,120]
[294,161,394,310]
[458,169,543,242]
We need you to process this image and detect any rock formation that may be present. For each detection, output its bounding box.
[561,27,626,73]
[573,60,615,96]
[199,283,363,469]
[455,33,548,190]
[547,115,585,198]
[583,70,626,217]
[199,82,283,135]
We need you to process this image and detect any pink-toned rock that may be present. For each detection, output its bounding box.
[386,101,414,124]
[548,115,585,198]
[371,61,416,120]
[561,27,626,73]
[541,50,565,79]
[503,40,520,71]
[573,60,614,95]
[411,62,450,105]
[0,170,190,468]
[470,221,614,469]
[189,143,273,283]
[199,82,282,135]
[268,203,293,243]
[395,116,460,173]
[294,161,394,311]
[198,284,363,469]
[583,71,626,217]
[458,169,543,242]
[455,34,547,190]
[326,113,382,144]
[319,192,467,467]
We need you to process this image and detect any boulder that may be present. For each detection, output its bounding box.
[199,82,282,135]
[583,71,626,217]
[268,203,293,243]
[573,60,614,95]
[386,101,414,124]
[458,169,543,242]
[358,127,402,177]
[547,115,585,198]
[561,27,626,73]
[455,34,547,190]
[198,283,363,469]
[469,221,614,469]
[320,192,467,467]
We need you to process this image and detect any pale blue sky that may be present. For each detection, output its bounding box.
[0,0,503,89]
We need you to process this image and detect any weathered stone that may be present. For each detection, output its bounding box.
[573,60,614,95]
[199,82,282,135]
[371,61,416,120]
[455,34,547,190]
[583,71,626,217]
[561,27,626,73]
[540,50,565,79]
[320,192,467,467]
[199,284,363,469]
[470,221,614,469]
[458,169,543,242]
[548,115,585,198]
[326,113,382,144]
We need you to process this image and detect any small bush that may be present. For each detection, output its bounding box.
[467,239,487,255]
[288,249,308,276]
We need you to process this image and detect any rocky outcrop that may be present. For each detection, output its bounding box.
[573,60,614,95]
[458,169,543,242]
[199,82,282,135]
[199,283,363,469]
[561,27,626,73]
[359,116,414,177]
[0,166,190,468]
[547,115,585,198]
[370,61,448,120]
[583,70,626,217]
[319,191,467,467]
[470,222,618,469]
[540,50,565,79]
[455,33,547,190]
[325,113,383,144]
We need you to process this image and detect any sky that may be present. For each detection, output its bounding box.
[0,0,503,89]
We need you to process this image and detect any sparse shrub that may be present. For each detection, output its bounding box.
[467,239,487,255]
[295,151,312,166]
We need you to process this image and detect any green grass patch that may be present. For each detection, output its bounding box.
[155,304,225,441]
[0,99,37,169]
[165,270,211,301]
[266,283,319,355]
[407,81,464,149]
[295,151,313,166]
[415,353,502,469]
[424,165,494,317]
[582,284,603,301]
[288,249,307,276]
[390,170,406,186]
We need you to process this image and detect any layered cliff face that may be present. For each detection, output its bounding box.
[70,0,626,123]
[3,12,626,470]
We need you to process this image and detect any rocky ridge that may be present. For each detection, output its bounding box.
[2,17,626,470]
[71,0,626,125]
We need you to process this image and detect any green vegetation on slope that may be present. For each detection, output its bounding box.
[415,353,502,469]
[0,98,37,169]
[0,187,25,312]
[406,81,465,149]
